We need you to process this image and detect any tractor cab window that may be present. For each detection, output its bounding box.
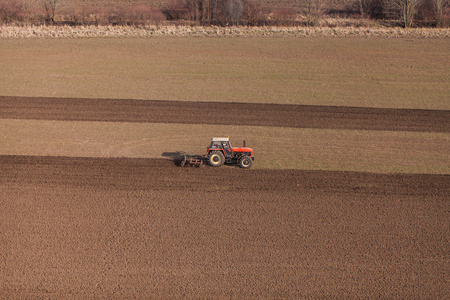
[222,141,232,157]
[210,141,230,149]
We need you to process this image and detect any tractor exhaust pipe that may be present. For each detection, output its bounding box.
[243,140,246,147]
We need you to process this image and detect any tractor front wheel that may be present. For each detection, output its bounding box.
[238,156,253,169]
[208,151,225,167]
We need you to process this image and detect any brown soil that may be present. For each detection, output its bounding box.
[1,155,449,298]
[1,96,449,132]
[1,96,449,298]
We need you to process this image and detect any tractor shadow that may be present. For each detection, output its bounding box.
[162,151,185,166]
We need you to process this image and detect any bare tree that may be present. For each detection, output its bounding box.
[163,0,246,25]
[185,0,201,22]
[225,0,243,25]
[202,0,222,24]
[384,0,422,27]
[337,0,383,17]
[303,0,325,26]
[432,0,449,27]
[42,0,60,23]
[357,0,374,16]
[242,0,264,25]
[22,0,35,13]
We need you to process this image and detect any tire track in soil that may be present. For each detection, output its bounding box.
[1,96,449,132]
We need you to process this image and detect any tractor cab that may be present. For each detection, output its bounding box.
[209,138,233,158]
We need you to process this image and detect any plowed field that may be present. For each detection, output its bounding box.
[1,97,449,298]
[2,96,449,132]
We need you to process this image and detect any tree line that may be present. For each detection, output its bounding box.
[0,0,448,28]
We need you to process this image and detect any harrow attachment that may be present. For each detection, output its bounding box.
[178,154,204,167]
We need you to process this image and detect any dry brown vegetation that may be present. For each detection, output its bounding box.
[0,0,448,27]
[1,23,449,38]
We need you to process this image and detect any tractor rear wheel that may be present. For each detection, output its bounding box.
[208,151,225,167]
[238,156,253,169]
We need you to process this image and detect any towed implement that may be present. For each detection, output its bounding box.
[178,137,254,169]
[178,153,204,167]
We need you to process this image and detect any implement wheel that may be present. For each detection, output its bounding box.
[208,151,225,167]
[238,156,253,169]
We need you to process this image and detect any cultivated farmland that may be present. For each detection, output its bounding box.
[1,36,449,298]
[1,37,449,109]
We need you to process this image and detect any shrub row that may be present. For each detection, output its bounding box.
[0,0,448,28]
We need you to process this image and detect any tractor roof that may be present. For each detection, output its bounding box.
[211,137,230,142]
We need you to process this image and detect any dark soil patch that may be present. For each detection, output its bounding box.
[1,96,449,132]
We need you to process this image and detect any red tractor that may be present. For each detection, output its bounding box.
[207,137,254,168]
